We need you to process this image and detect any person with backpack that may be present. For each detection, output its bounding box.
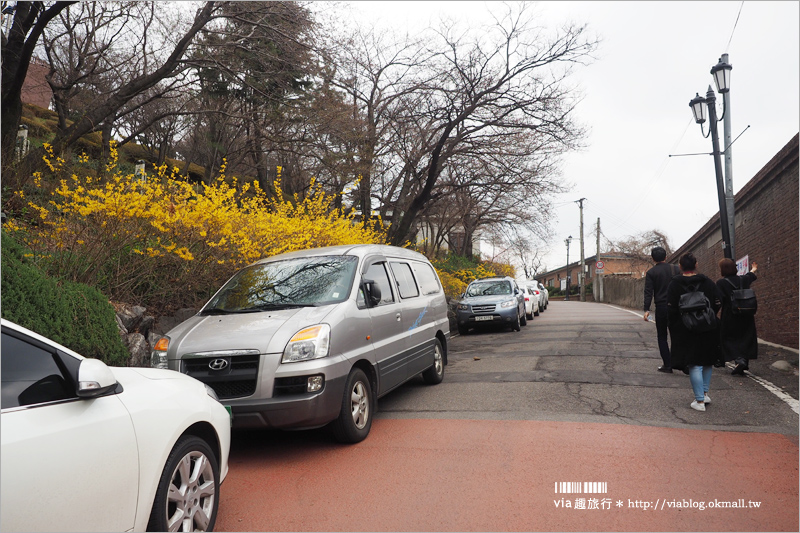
[716,258,759,375]
[643,246,681,373]
[667,253,723,412]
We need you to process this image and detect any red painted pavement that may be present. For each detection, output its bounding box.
[216,419,799,532]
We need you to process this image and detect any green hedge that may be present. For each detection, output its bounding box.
[1,230,129,365]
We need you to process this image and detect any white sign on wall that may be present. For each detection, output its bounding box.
[736,255,749,276]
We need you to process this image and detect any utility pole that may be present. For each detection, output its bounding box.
[721,53,735,259]
[564,235,573,301]
[595,217,601,302]
[578,198,586,302]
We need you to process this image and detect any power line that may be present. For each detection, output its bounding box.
[725,1,746,52]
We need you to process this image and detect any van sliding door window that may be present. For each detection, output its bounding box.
[390,262,419,299]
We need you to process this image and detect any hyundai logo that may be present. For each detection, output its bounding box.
[208,358,229,371]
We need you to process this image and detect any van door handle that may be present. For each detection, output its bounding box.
[396,313,402,322]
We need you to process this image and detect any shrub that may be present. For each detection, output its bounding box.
[8,147,385,314]
[1,230,129,365]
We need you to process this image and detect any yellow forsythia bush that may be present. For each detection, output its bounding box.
[8,145,385,313]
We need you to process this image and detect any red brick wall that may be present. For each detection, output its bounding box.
[670,134,799,348]
[21,58,52,110]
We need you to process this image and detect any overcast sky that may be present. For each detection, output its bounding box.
[341,1,799,273]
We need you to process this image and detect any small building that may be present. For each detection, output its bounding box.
[534,252,650,292]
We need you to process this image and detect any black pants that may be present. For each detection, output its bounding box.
[655,305,671,368]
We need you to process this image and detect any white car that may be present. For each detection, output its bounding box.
[521,285,537,319]
[1,319,231,532]
[537,282,549,310]
[524,283,543,316]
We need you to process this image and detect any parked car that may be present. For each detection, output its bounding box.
[537,282,549,310]
[455,276,526,335]
[522,285,538,319]
[151,244,449,444]
[1,319,231,532]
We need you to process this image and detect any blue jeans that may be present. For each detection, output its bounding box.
[688,365,712,402]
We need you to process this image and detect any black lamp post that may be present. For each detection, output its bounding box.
[564,235,573,301]
[689,56,734,260]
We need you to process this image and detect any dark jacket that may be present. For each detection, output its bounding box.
[716,272,758,361]
[644,262,680,310]
[667,273,722,368]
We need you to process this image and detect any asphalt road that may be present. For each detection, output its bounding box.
[216,301,799,532]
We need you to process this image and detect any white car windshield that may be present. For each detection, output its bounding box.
[466,281,512,297]
[203,256,358,313]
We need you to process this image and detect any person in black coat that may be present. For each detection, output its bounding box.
[716,258,758,375]
[667,253,722,412]
[643,246,681,373]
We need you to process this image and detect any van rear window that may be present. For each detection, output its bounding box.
[390,262,419,299]
[412,262,441,295]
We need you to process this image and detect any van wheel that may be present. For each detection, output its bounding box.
[422,339,445,385]
[512,312,521,332]
[331,368,372,444]
[520,312,527,326]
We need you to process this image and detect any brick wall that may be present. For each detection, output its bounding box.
[21,58,52,110]
[669,134,799,348]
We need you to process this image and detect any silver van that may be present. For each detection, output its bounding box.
[151,244,449,443]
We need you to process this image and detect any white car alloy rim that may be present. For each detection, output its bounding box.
[350,381,369,429]
[167,451,216,532]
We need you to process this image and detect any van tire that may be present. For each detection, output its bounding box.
[331,368,372,444]
[422,339,445,385]
[512,312,521,332]
[520,312,527,326]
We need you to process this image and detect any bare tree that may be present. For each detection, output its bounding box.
[1,1,74,163]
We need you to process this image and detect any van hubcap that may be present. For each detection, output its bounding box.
[350,381,369,429]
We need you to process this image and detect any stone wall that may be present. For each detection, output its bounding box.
[597,276,645,310]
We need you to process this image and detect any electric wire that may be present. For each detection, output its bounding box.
[725,1,746,52]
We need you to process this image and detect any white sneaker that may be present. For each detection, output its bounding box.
[704,394,711,404]
[690,401,706,412]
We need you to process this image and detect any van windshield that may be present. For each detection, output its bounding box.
[466,281,512,297]
[202,256,358,313]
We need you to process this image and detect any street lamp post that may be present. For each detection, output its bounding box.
[689,56,734,260]
[565,235,573,301]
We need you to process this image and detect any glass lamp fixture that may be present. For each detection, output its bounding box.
[710,58,732,93]
[689,93,707,124]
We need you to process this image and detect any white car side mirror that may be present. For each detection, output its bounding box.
[77,359,119,398]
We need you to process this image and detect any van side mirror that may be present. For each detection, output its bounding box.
[362,279,381,306]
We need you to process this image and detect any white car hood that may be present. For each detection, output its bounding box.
[166,305,334,357]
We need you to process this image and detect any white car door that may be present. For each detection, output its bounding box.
[1,330,139,532]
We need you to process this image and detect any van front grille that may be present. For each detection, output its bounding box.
[181,354,260,400]
[472,304,496,313]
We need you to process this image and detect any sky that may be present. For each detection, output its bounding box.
[341,1,800,274]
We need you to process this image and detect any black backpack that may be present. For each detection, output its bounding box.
[726,277,757,316]
[678,282,717,332]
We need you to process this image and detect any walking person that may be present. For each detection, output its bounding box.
[667,253,722,412]
[643,247,680,373]
[716,259,759,375]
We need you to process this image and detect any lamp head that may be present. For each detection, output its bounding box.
[710,57,732,93]
[689,93,707,124]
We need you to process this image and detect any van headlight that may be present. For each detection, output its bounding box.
[282,324,331,363]
[151,337,170,369]
[500,299,517,308]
